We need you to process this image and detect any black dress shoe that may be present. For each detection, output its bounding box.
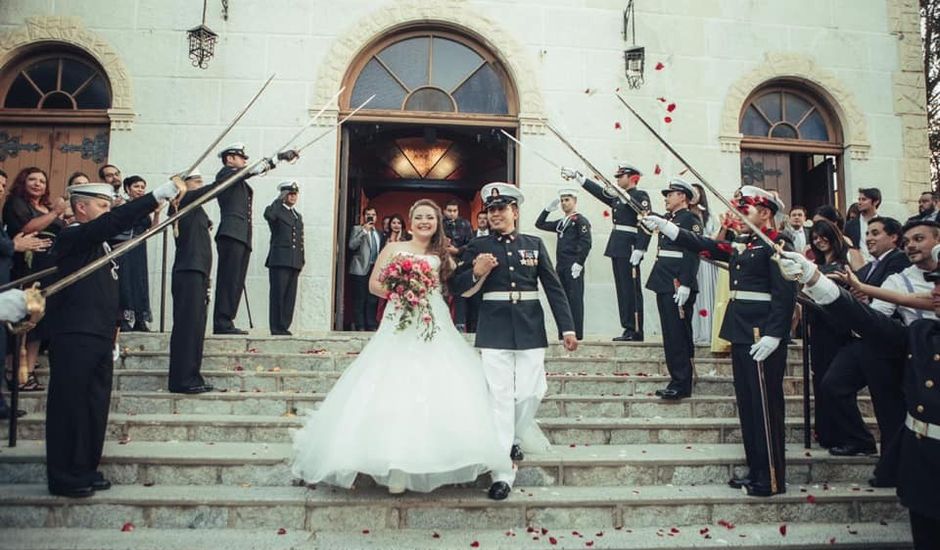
[745,484,780,497]
[659,389,691,400]
[91,478,111,491]
[271,330,292,336]
[488,481,511,500]
[868,477,896,488]
[612,330,644,342]
[728,476,752,489]
[510,444,524,461]
[654,388,667,397]
[49,486,95,498]
[214,328,248,335]
[828,444,877,457]
[0,408,26,419]
[171,385,214,395]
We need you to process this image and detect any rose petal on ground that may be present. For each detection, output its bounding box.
[806,494,817,504]
[120,523,134,532]
[277,528,287,535]
[471,542,480,548]
[549,537,558,545]
[779,524,787,536]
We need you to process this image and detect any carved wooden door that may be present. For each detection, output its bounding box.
[740,150,791,213]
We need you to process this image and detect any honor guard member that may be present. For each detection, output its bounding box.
[779,247,940,548]
[453,182,578,501]
[561,163,650,341]
[264,181,305,335]
[645,178,701,400]
[45,180,183,498]
[168,169,219,394]
[535,188,592,339]
[213,142,298,335]
[643,185,796,496]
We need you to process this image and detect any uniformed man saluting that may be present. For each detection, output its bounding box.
[561,163,650,341]
[646,178,702,401]
[264,181,304,336]
[213,143,298,335]
[452,182,577,501]
[46,179,184,498]
[643,186,797,496]
[779,247,940,549]
[535,188,592,340]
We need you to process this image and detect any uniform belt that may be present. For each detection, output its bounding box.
[906,413,940,441]
[657,250,683,259]
[728,290,772,302]
[482,291,540,302]
[613,224,638,233]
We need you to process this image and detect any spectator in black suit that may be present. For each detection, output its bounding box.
[442,199,473,331]
[782,205,811,254]
[908,191,939,223]
[844,188,881,257]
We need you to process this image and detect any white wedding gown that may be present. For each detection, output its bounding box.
[291,253,514,492]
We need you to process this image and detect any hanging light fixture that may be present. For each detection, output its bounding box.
[187,0,218,69]
[622,0,645,89]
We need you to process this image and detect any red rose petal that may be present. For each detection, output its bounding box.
[829,538,836,545]
[779,524,787,536]
[654,163,662,175]
[614,121,622,129]
[602,210,610,218]
[542,528,549,535]
[657,97,667,103]
[432,532,440,538]
[664,116,673,123]
[655,62,665,70]
[120,522,134,532]
[670,527,680,533]
[277,528,287,535]
[806,494,817,504]
[698,309,708,317]
[471,542,480,548]
[595,532,604,537]
[362,529,370,534]
[667,103,677,112]
[549,537,558,545]
[585,542,594,548]
[527,527,535,533]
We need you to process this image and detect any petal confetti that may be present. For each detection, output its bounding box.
[667,103,677,113]
[655,62,665,70]
[664,116,673,124]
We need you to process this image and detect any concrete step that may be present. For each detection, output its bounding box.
[35,369,820,396]
[0,483,904,531]
[0,441,880,487]
[9,413,880,446]
[114,352,809,377]
[0,524,913,549]
[8,390,874,419]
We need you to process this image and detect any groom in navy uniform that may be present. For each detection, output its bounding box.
[453,182,578,501]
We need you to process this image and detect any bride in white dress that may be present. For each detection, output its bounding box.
[291,199,514,493]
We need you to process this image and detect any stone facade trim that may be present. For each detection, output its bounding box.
[0,16,135,131]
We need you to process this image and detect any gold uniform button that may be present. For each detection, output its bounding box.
[934,354,940,361]
[908,354,913,359]
[926,380,935,389]
[508,252,513,256]
[733,280,739,285]
[511,282,517,287]
[916,405,925,413]
[736,265,741,270]
[509,266,514,271]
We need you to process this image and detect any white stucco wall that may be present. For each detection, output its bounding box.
[0,0,927,337]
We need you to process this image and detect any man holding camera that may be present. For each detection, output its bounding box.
[348,206,384,331]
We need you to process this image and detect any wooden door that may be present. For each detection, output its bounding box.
[0,123,109,198]
[740,150,791,212]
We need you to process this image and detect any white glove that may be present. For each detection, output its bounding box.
[640,215,679,240]
[673,285,691,306]
[571,263,583,279]
[152,178,183,202]
[545,198,560,212]
[629,249,644,266]
[0,289,27,322]
[777,250,818,284]
[560,167,585,184]
[749,335,782,362]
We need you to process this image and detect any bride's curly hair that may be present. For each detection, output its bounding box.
[408,199,455,284]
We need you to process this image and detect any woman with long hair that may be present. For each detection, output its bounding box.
[3,167,67,391]
[690,183,718,345]
[114,176,155,331]
[292,198,511,494]
[385,213,408,243]
[806,219,853,447]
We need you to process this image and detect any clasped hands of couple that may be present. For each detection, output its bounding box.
[471,253,578,352]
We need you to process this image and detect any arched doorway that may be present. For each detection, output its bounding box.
[334,26,519,330]
[739,82,844,215]
[0,44,113,198]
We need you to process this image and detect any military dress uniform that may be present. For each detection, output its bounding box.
[45,183,174,497]
[647,203,701,398]
[168,171,219,393]
[535,204,591,339]
[579,175,651,339]
[451,183,575,499]
[264,182,304,335]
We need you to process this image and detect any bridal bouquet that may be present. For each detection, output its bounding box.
[378,255,440,341]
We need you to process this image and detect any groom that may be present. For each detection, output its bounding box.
[453,182,578,500]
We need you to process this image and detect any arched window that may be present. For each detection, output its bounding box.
[2,53,111,111]
[346,30,515,118]
[739,87,839,147]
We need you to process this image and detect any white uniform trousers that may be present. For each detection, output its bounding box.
[480,347,547,485]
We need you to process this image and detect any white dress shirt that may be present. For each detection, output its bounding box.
[870,264,937,325]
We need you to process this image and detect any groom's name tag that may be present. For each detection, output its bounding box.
[519,249,539,267]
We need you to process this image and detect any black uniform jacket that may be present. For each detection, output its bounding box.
[534,211,592,268]
[580,177,651,258]
[855,248,910,287]
[821,287,940,518]
[646,208,702,294]
[48,194,159,339]
[171,181,224,276]
[214,165,259,248]
[452,232,575,350]
[264,200,304,270]
[673,228,797,344]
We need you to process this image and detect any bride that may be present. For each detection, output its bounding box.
[291,199,515,494]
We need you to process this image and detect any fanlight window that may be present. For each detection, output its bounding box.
[740,89,831,142]
[3,55,111,110]
[350,34,510,115]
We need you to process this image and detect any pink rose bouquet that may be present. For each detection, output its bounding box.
[378,255,439,341]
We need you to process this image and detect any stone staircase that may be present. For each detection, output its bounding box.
[0,333,912,549]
